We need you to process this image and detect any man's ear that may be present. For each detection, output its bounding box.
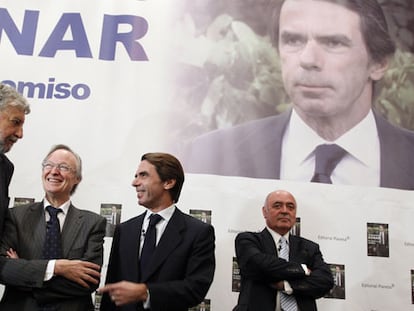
[369,57,390,81]
[164,179,176,190]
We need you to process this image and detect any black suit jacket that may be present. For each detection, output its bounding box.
[100,207,215,311]
[0,154,13,236]
[0,202,106,311]
[183,109,414,190]
[233,229,333,311]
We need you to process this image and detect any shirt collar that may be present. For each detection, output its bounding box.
[266,226,290,245]
[284,109,378,167]
[145,204,176,222]
[43,198,71,215]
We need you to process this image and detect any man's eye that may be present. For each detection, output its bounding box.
[58,165,70,172]
[281,34,306,47]
[11,119,22,126]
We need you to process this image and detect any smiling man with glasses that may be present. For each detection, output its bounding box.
[0,144,106,311]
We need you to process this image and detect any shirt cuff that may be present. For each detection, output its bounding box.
[301,264,311,275]
[283,281,293,294]
[44,260,56,281]
[143,289,151,309]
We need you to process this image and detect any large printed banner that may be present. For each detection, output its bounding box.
[1,0,414,310]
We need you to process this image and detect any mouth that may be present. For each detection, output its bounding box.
[47,177,63,184]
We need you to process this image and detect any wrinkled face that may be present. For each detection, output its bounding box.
[131,160,174,210]
[0,105,25,153]
[262,190,297,235]
[42,149,80,199]
[278,0,386,122]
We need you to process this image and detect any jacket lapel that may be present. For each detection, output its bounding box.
[141,208,185,281]
[28,203,47,259]
[61,204,82,257]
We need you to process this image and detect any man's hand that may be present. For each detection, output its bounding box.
[6,248,19,259]
[98,281,148,306]
[54,259,101,288]
[272,281,285,290]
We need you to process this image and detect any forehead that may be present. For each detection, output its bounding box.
[137,160,158,174]
[280,0,362,37]
[0,105,25,118]
[267,191,296,206]
[47,149,76,164]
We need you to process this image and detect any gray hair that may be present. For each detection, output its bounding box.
[0,83,30,114]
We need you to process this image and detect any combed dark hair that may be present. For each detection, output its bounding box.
[141,152,185,203]
[270,0,396,63]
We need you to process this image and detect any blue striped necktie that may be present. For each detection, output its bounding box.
[279,236,298,311]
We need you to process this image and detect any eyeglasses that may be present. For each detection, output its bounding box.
[42,162,73,173]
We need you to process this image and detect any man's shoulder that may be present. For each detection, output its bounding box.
[291,234,320,248]
[71,206,106,223]
[10,202,41,215]
[375,110,414,143]
[191,112,290,145]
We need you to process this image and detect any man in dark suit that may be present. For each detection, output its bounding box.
[233,190,333,311]
[99,152,215,311]
[182,0,414,190]
[0,83,30,236]
[0,144,106,311]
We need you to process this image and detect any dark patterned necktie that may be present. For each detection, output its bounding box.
[140,214,163,275]
[279,236,298,311]
[311,144,347,184]
[43,206,63,259]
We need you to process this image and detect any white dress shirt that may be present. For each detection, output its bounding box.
[280,109,380,187]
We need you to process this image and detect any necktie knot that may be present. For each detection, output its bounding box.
[46,205,62,218]
[149,213,162,227]
[311,144,346,184]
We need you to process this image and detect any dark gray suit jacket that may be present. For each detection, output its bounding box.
[0,154,13,236]
[183,109,414,190]
[233,229,333,311]
[100,207,215,311]
[0,202,106,311]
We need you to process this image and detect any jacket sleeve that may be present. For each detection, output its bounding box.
[148,223,216,310]
[235,231,305,283]
[0,208,48,288]
[32,215,106,303]
[288,241,334,299]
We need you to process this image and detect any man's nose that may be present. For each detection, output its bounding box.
[299,40,323,70]
[15,126,23,138]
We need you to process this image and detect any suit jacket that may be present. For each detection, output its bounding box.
[233,229,333,311]
[0,201,106,311]
[183,109,414,190]
[100,207,215,311]
[0,154,13,236]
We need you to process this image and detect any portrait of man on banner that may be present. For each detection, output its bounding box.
[170,0,414,191]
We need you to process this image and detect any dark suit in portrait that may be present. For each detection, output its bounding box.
[101,207,215,311]
[183,109,414,190]
[234,228,333,311]
[0,154,13,236]
[0,202,106,311]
